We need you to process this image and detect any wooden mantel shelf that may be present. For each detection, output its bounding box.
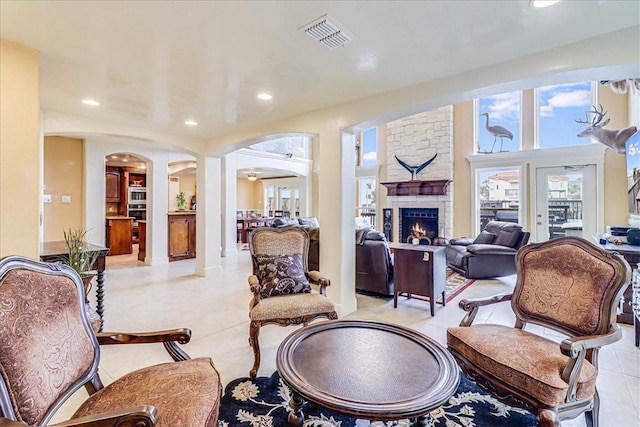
[381,180,451,196]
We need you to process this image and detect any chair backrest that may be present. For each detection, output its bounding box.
[512,237,630,337]
[249,227,310,274]
[484,221,530,249]
[0,256,100,425]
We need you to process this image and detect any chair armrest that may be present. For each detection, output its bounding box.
[449,237,473,246]
[0,405,157,427]
[466,244,517,255]
[248,274,261,307]
[559,324,622,402]
[457,293,513,326]
[96,329,191,362]
[308,270,331,296]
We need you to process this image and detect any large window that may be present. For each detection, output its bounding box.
[358,127,377,166]
[538,82,593,148]
[478,168,521,230]
[477,92,521,154]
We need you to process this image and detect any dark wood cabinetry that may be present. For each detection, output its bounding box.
[168,212,196,261]
[105,168,121,202]
[138,220,146,262]
[105,217,133,256]
[393,244,446,316]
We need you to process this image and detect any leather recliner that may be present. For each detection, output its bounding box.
[355,230,394,296]
[446,221,530,279]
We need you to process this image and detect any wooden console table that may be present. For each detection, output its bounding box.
[601,242,640,346]
[40,241,109,331]
[393,244,446,316]
[237,217,275,243]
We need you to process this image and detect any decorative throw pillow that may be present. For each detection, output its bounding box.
[273,218,299,227]
[494,230,520,248]
[254,253,310,298]
[473,230,496,244]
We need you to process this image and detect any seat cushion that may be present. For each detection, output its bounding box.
[250,291,336,322]
[73,357,221,427]
[447,324,597,407]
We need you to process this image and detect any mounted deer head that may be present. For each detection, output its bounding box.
[575,104,638,154]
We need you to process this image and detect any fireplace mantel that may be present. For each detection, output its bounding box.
[381,180,451,196]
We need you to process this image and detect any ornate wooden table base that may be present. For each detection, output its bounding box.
[276,319,459,426]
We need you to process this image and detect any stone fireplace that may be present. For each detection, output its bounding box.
[383,106,454,243]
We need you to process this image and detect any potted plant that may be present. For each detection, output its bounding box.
[63,227,99,299]
[176,191,187,210]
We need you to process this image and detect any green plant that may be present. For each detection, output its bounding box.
[176,191,187,210]
[62,227,99,277]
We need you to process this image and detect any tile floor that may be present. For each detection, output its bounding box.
[53,246,639,426]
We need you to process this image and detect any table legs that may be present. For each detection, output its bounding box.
[96,269,105,332]
[287,393,305,426]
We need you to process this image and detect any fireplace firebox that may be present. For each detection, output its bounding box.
[399,208,439,245]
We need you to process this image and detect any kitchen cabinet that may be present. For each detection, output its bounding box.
[105,216,133,255]
[105,168,121,202]
[168,212,196,261]
[137,220,146,262]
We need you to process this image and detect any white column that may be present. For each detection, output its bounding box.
[318,129,357,316]
[147,152,169,265]
[222,153,238,257]
[195,155,222,276]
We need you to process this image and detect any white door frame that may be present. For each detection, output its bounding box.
[534,164,597,242]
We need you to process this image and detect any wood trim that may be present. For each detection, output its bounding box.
[381,180,450,196]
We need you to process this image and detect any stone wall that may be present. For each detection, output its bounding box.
[386,106,453,182]
[385,106,454,241]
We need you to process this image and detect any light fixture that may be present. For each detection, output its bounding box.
[257,93,272,101]
[247,172,258,182]
[530,0,559,8]
[81,99,100,106]
[184,119,198,126]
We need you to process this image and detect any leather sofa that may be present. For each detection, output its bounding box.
[446,221,530,279]
[355,229,394,297]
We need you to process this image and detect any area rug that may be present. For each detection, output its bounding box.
[396,268,475,305]
[217,370,536,426]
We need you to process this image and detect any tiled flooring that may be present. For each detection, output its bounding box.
[53,246,639,426]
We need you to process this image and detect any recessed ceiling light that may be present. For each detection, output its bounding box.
[82,99,100,106]
[530,0,559,8]
[257,93,273,101]
[184,120,198,126]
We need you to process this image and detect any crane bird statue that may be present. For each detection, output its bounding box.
[394,153,437,181]
[479,113,513,153]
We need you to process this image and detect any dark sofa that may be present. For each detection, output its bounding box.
[355,229,394,297]
[446,221,530,279]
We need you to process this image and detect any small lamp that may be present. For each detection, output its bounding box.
[247,172,258,182]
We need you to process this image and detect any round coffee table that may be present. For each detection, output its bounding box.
[276,319,460,426]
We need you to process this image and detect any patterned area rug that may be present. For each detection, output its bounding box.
[217,370,536,426]
[443,268,476,302]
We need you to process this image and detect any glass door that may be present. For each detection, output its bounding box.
[534,165,596,241]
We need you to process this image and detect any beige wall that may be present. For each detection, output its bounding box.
[178,174,197,209]
[0,40,40,258]
[43,136,84,241]
[237,178,260,210]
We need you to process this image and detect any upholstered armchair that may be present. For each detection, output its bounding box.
[447,237,630,427]
[0,255,221,427]
[446,220,530,279]
[248,227,338,379]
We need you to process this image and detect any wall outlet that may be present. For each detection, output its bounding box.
[61,195,71,203]
[43,194,52,203]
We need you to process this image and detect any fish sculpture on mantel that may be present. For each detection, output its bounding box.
[394,153,438,181]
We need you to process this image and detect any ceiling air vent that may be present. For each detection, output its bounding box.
[299,14,354,49]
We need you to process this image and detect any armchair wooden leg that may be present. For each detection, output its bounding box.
[537,408,560,427]
[249,322,261,380]
[586,391,599,427]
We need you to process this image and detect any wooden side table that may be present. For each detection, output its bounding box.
[393,244,446,316]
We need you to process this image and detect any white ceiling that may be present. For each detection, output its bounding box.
[1,1,638,143]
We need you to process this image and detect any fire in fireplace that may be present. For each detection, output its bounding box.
[400,208,439,245]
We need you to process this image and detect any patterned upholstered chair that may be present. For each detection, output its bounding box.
[447,237,630,427]
[248,227,338,379]
[0,255,221,427]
